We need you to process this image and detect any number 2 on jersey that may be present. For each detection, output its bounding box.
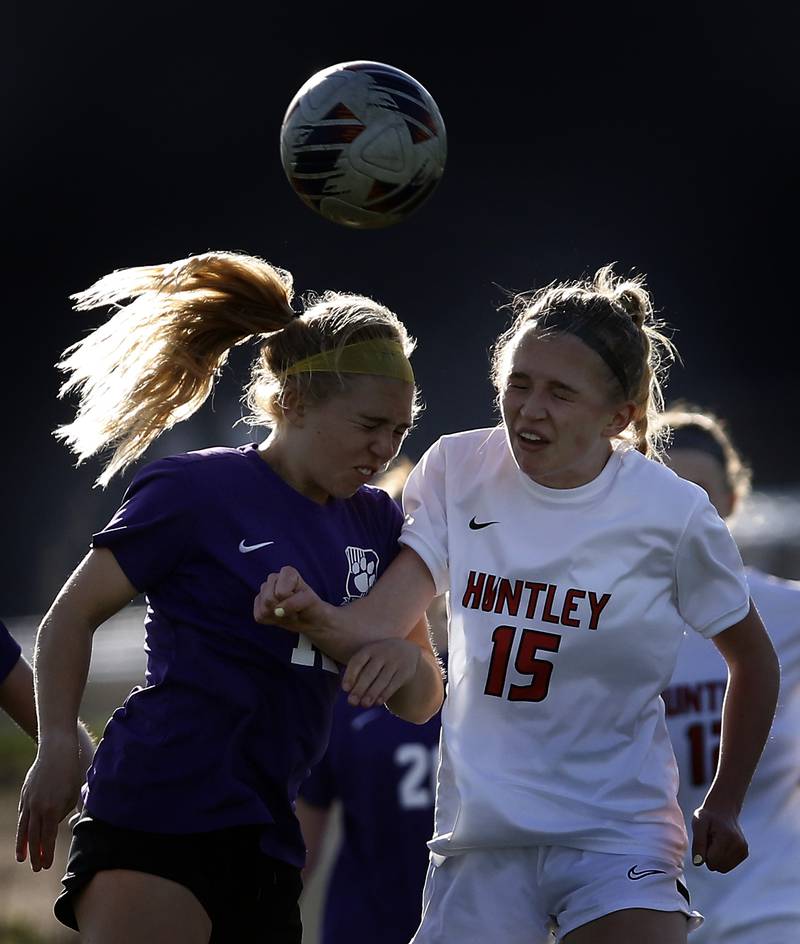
[484,625,561,701]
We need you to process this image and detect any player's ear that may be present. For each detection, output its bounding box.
[279,384,307,427]
[603,400,636,438]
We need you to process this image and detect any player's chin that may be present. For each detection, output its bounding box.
[512,445,547,477]
[331,475,367,500]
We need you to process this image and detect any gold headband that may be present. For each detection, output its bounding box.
[283,338,414,383]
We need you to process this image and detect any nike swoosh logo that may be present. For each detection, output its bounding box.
[238,540,275,553]
[469,516,498,530]
[627,866,667,880]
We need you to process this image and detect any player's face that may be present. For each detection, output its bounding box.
[665,448,734,518]
[500,328,633,488]
[288,375,414,503]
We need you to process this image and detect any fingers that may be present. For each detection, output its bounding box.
[15,806,29,863]
[27,812,43,871]
[254,568,300,623]
[39,814,60,870]
[692,808,749,873]
[704,827,748,873]
[254,567,322,627]
[343,653,398,708]
[17,795,70,871]
[690,808,710,867]
[253,572,281,623]
[342,648,371,694]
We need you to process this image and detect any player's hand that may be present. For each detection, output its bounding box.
[690,801,749,873]
[16,738,82,871]
[254,566,333,636]
[342,638,421,708]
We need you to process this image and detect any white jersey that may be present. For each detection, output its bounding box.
[665,568,800,939]
[399,426,750,867]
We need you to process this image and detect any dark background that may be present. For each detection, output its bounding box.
[4,1,797,616]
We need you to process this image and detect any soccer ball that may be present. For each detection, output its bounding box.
[280,61,447,229]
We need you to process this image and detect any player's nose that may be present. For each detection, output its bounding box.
[519,387,547,419]
[370,428,398,462]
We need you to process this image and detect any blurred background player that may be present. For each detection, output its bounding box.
[660,404,800,944]
[15,251,443,944]
[0,618,95,792]
[297,456,446,944]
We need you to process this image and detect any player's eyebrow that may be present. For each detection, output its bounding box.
[359,414,412,431]
[508,371,581,395]
[551,380,581,395]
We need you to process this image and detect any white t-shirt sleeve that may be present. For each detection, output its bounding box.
[398,439,450,595]
[675,498,751,638]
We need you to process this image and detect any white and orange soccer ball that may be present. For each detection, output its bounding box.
[280,61,447,229]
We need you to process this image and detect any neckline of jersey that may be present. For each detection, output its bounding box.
[241,442,346,514]
[514,445,624,503]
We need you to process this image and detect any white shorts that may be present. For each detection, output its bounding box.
[409,846,703,943]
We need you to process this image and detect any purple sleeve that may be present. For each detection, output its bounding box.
[0,621,22,684]
[91,458,197,593]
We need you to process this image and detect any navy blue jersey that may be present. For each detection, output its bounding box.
[300,691,442,944]
[86,444,403,867]
[0,620,22,684]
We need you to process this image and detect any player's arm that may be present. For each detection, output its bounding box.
[342,617,444,724]
[16,548,137,871]
[0,657,37,738]
[295,796,333,880]
[0,656,96,791]
[255,546,437,663]
[692,601,779,872]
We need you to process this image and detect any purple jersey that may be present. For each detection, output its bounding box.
[85,444,403,867]
[0,620,22,683]
[300,693,442,944]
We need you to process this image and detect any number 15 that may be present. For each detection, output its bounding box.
[484,625,561,702]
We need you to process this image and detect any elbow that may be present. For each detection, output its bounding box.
[390,685,444,725]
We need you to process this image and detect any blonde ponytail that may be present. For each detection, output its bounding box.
[56,251,296,486]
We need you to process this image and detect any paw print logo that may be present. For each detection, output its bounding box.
[344,546,380,599]
[352,554,376,593]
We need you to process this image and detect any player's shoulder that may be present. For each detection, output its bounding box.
[349,481,405,528]
[617,447,708,511]
[130,444,257,488]
[427,426,505,465]
[356,481,402,509]
[168,443,255,470]
[436,426,502,450]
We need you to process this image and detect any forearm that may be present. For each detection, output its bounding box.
[34,607,94,748]
[386,648,444,724]
[310,548,437,661]
[708,633,779,812]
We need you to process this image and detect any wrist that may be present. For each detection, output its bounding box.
[702,783,744,816]
[38,728,80,752]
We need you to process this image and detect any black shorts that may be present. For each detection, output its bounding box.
[54,814,303,943]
